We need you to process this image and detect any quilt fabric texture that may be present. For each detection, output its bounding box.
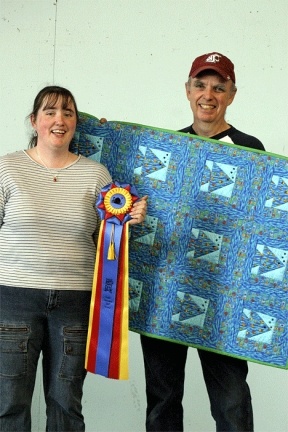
[71,113,288,369]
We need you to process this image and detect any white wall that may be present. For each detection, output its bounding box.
[1,0,287,431]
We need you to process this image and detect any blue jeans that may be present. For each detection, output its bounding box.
[0,285,91,432]
[140,335,253,432]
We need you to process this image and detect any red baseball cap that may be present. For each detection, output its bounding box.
[188,52,236,83]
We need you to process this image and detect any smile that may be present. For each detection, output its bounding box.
[52,130,65,134]
[199,104,215,110]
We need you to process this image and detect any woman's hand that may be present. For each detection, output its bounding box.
[128,196,148,225]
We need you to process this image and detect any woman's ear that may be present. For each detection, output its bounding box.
[30,114,36,128]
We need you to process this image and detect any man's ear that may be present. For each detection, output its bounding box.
[185,82,191,100]
[227,87,237,107]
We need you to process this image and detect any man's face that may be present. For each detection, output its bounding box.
[185,72,236,127]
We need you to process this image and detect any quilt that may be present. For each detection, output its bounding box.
[71,113,288,369]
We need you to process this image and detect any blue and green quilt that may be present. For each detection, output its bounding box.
[71,113,288,369]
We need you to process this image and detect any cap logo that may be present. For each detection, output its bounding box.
[205,54,221,63]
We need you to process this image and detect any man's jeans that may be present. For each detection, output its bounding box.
[141,335,253,432]
[0,285,91,432]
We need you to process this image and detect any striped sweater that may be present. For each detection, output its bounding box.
[0,150,112,291]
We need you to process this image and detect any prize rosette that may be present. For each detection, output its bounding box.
[85,182,139,379]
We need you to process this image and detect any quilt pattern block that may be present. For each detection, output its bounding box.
[71,113,288,369]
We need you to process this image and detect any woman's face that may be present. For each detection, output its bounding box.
[31,95,77,151]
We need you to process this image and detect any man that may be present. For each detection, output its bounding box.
[140,52,265,432]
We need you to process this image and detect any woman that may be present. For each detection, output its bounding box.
[0,86,147,431]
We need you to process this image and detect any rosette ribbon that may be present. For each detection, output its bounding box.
[85,182,139,379]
